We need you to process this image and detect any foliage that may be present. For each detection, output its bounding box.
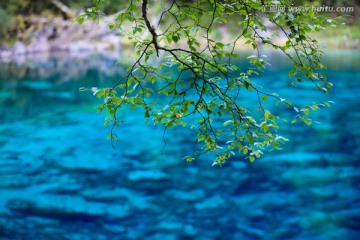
[0,0,128,16]
[78,0,338,166]
[0,0,128,40]
[0,8,13,39]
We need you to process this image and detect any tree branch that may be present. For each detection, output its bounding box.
[142,0,159,57]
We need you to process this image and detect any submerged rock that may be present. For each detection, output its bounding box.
[103,224,126,233]
[6,197,130,221]
[194,196,225,210]
[127,170,169,181]
[165,189,205,202]
[156,221,183,231]
[81,188,152,210]
[237,224,265,239]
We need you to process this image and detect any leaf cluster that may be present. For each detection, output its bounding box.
[79,0,338,166]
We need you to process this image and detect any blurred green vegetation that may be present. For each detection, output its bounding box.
[0,0,123,15]
[0,0,126,40]
[0,0,359,47]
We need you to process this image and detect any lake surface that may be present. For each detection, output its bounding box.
[0,51,359,239]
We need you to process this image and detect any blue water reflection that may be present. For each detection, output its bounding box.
[0,51,359,239]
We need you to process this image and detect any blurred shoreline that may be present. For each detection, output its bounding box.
[0,16,122,63]
[0,14,359,64]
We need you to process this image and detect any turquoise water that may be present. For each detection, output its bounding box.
[0,51,359,239]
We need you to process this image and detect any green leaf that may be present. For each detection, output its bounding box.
[300,116,312,126]
[108,24,115,30]
[77,17,84,25]
[326,82,333,89]
[184,156,195,162]
[288,69,298,77]
[215,42,224,48]
[223,120,233,126]
[172,35,179,43]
